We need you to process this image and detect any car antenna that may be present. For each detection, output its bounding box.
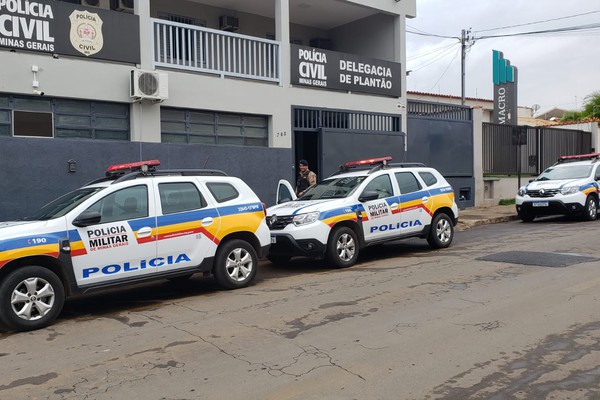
[202,157,210,169]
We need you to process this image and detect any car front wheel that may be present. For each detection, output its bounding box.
[583,196,598,221]
[213,239,258,289]
[326,226,359,268]
[0,266,65,332]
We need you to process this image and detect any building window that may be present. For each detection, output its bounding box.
[0,94,129,140]
[161,108,268,147]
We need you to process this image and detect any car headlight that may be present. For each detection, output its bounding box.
[517,188,526,196]
[560,186,579,195]
[293,211,320,226]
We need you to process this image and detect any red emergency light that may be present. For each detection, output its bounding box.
[343,156,392,168]
[557,153,600,162]
[107,160,161,173]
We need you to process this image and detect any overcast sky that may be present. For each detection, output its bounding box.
[405,0,600,115]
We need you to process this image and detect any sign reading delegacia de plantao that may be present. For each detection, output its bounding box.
[290,44,402,97]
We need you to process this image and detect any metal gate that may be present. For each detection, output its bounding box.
[483,123,592,175]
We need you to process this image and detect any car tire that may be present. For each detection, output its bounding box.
[213,239,258,289]
[519,212,535,222]
[427,213,454,248]
[326,226,359,268]
[267,254,292,266]
[0,266,65,332]
[583,196,598,221]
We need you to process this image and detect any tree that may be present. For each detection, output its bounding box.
[561,91,600,122]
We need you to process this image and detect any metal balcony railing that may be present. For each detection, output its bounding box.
[151,19,281,83]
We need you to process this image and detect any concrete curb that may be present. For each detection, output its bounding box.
[457,214,520,231]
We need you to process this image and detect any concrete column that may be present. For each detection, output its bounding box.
[394,14,408,146]
[472,107,485,206]
[272,0,293,149]
[130,0,161,144]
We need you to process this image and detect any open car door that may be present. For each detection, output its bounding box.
[276,180,297,204]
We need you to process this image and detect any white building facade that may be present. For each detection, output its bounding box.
[0,0,416,218]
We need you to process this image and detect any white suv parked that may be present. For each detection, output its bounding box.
[267,157,459,268]
[516,153,600,222]
[0,160,270,331]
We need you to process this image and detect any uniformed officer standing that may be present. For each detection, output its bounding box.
[296,159,317,197]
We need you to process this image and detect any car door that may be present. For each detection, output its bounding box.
[276,179,297,204]
[69,184,157,286]
[395,171,431,234]
[359,173,399,241]
[154,179,218,274]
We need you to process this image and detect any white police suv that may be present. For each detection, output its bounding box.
[0,160,270,331]
[267,157,459,268]
[516,152,600,222]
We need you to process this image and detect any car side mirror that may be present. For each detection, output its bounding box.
[359,191,379,202]
[73,210,102,227]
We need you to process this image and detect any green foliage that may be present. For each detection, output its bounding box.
[498,198,515,206]
[560,91,600,122]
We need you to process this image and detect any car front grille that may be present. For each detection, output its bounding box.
[267,215,294,230]
[527,189,559,198]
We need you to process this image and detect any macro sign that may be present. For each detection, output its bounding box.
[0,0,140,63]
[492,50,518,125]
[290,44,402,97]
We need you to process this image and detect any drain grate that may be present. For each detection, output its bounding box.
[477,251,599,268]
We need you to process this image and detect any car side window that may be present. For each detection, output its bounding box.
[395,172,422,194]
[362,175,393,199]
[207,182,239,203]
[86,185,148,223]
[159,182,206,214]
[418,171,438,187]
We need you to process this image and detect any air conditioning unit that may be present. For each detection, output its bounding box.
[110,0,134,12]
[130,70,169,101]
[219,16,239,32]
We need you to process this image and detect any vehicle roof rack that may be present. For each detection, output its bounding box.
[329,157,427,177]
[387,162,426,168]
[84,160,227,185]
[556,152,600,164]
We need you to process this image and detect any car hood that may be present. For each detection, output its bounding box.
[0,220,50,241]
[267,198,349,216]
[525,178,589,190]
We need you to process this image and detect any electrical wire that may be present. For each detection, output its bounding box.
[476,9,600,33]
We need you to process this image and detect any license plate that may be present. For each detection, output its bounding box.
[532,201,549,207]
[271,236,277,244]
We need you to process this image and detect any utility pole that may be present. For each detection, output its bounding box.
[460,29,470,105]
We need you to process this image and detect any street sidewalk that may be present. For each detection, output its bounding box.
[456,204,519,231]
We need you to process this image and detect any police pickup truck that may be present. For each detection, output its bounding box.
[267,157,459,268]
[0,160,270,331]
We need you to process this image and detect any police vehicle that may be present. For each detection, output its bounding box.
[0,160,270,331]
[267,157,459,268]
[516,152,600,222]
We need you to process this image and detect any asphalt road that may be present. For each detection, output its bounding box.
[1,217,600,400]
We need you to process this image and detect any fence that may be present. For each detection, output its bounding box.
[483,123,592,175]
[152,19,280,83]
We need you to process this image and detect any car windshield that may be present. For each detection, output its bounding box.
[298,176,366,200]
[23,187,105,221]
[536,165,593,181]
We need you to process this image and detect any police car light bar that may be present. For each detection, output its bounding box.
[107,160,161,174]
[557,153,600,162]
[343,156,392,168]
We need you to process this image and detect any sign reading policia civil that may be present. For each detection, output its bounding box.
[492,50,518,125]
[290,44,402,97]
[0,0,140,63]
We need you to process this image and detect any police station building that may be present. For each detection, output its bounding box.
[0,0,418,220]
